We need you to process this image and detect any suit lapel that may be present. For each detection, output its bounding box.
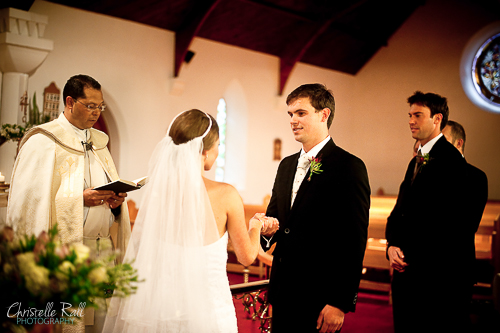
[283,152,301,213]
[290,139,335,212]
[411,136,447,185]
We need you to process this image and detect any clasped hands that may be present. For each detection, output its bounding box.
[83,188,127,209]
[250,213,279,235]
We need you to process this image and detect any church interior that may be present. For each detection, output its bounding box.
[1,0,500,332]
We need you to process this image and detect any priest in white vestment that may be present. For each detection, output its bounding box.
[6,74,131,333]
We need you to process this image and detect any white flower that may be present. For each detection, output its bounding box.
[3,263,13,275]
[70,243,90,264]
[88,266,108,284]
[58,260,75,274]
[54,261,75,291]
[16,252,50,295]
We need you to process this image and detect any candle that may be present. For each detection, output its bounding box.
[0,172,5,183]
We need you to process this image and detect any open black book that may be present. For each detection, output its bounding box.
[94,176,148,193]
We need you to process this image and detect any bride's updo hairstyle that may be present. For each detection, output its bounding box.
[168,109,219,150]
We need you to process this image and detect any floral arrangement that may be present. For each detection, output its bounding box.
[0,124,28,144]
[416,152,432,172]
[307,156,323,181]
[0,225,140,332]
[0,92,49,146]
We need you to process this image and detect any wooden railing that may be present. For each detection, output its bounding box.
[231,280,271,333]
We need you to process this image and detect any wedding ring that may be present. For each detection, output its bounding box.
[100,200,104,205]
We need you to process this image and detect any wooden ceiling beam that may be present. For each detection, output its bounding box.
[238,0,315,22]
[278,0,369,95]
[174,0,222,77]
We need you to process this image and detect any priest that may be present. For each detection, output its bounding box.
[6,74,131,333]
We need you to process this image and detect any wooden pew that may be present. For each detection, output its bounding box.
[360,196,396,292]
[360,196,500,292]
[234,196,500,289]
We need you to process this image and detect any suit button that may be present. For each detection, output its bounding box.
[284,228,290,234]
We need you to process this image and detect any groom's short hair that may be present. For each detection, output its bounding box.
[286,83,335,129]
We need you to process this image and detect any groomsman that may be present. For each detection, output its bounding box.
[263,83,370,333]
[385,92,472,333]
[443,120,488,285]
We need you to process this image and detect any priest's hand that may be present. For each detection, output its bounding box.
[107,192,127,209]
[388,246,408,272]
[317,304,344,333]
[83,188,115,207]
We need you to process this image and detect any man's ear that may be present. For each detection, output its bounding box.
[433,113,443,124]
[66,96,74,110]
[456,138,464,149]
[321,108,331,122]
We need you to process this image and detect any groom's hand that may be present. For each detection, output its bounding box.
[260,216,279,236]
[317,305,344,333]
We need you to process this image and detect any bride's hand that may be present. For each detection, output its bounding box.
[261,216,279,236]
[249,213,265,231]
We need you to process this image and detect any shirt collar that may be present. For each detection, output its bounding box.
[300,135,330,159]
[419,133,443,155]
[59,112,89,142]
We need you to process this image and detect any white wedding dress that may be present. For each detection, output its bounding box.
[204,231,238,332]
[103,111,238,332]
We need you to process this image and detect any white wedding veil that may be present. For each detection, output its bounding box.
[103,110,221,332]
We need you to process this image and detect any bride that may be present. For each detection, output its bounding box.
[103,109,278,332]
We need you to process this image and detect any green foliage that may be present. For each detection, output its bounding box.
[0,224,141,331]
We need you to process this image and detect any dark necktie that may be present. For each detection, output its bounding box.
[412,149,423,183]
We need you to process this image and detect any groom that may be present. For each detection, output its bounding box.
[263,83,370,333]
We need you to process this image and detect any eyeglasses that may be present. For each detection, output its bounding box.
[73,98,107,112]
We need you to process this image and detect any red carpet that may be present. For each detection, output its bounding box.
[229,273,394,333]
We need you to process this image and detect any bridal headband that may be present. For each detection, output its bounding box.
[167,109,213,141]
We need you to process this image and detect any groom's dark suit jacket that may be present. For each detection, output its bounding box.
[385,136,484,332]
[265,139,370,329]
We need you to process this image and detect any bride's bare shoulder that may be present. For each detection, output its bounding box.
[204,178,240,200]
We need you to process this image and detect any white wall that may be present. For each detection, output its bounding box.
[6,0,500,207]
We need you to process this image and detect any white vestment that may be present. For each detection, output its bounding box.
[6,113,131,332]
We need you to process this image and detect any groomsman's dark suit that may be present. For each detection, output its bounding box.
[386,136,473,332]
[265,138,370,332]
[464,161,488,284]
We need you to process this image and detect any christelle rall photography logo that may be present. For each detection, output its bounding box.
[7,301,86,325]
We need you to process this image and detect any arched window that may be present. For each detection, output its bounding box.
[215,98,227,181]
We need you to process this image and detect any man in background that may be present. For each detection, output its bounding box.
[385,91,472,333]
[443,119,488,289]
[442,120,465,155]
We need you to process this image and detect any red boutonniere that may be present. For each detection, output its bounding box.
[416,153,432,172]
[307,156,323,181]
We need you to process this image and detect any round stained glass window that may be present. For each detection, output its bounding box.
[472,33,500,106]
[461,22,500,114]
